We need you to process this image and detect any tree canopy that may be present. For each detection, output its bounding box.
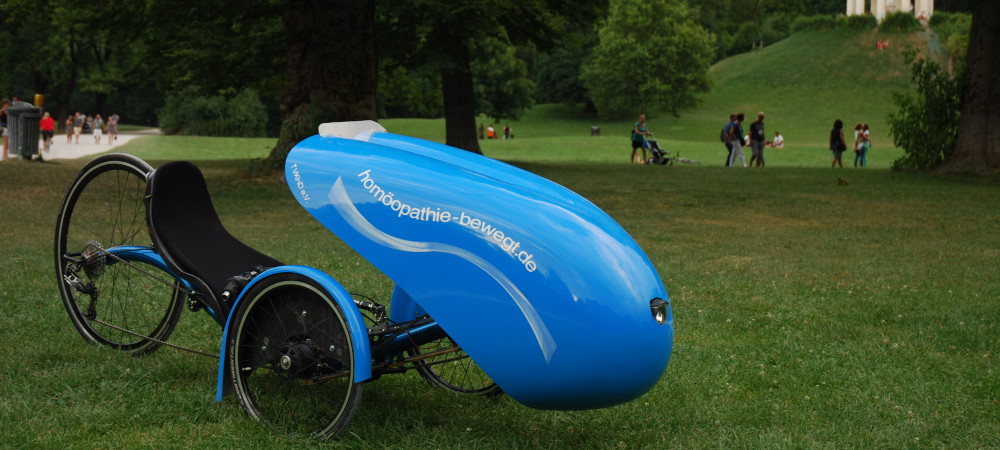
[378,0,607,153]
[581,0,713,119]
[2,0,989,169]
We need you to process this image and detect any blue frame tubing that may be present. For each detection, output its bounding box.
[106,246,372,400]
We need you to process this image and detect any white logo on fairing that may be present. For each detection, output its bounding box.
[327,177,556,362]
[356,169,540,273]
[290,163,311,201]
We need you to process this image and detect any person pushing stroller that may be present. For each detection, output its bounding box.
[630,113,652,164]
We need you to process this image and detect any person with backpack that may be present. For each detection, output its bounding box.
[748,112,766,167]
[727,113,747,168]
[721,113,734,166]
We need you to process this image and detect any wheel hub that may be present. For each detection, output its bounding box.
[274,338,319,380]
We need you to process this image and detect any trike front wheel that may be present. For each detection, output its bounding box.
[228,273,363,440]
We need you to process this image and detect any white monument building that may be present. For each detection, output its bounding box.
[847,0,934,21]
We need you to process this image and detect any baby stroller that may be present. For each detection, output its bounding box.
[646,137,674,165]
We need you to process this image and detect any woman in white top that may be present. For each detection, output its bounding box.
[93,114,105,144]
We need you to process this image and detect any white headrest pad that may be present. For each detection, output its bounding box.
[317,120,387,141]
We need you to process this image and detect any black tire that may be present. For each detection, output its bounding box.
[228,273,363,440]
[410,336,502,396]
[54,153,184,355]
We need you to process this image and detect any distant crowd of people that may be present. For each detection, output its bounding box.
[479,123,513,140]
[620,112,878,169]
[829,120,871,168]
[720,112,781,168]
[624,112,784,166]
[66,111,120,145]
[1,96,121,161]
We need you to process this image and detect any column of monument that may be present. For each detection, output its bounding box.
[848,0,934,20]
[917,0,934,18]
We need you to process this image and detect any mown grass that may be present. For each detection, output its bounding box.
[2,28,997,448]
[1,126,998,448]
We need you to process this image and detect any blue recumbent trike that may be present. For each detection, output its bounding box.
[54,121,674,439]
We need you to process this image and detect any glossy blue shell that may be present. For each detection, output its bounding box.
[285,124,673,409]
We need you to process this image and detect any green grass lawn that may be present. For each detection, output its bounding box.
[1,28,996,448]
[1,128,998,447]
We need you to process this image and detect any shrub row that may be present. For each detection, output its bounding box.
[790,12,920,34]
[158,87,266,137]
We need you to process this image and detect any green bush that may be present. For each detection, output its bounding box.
[879,11,922,32]
[930,11,971,46]
[728,22,762,54]
[888,54,962,170]
[843,14,878,31]
[723,14,792,56]
[158,87,266,137]
[762,13,793,41]
[790,15,839,33]
[928,11,952,28]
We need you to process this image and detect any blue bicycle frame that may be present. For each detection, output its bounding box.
[108,120,674,411]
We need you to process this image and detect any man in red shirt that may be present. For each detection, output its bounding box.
[40,112,56,154]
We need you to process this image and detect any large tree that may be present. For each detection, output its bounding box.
[581,0,714,119]
[145,0,284,99]
[381,0,606,154]
[263,0,377,168]
[1,1,150,120]
[534,29,600,108]
[940,0,1000,174]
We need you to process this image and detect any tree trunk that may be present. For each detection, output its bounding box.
[940,0,1000,174]
[95,92,107,116]
[434,25,482,155]
[441,64,483,154]
[264,0,378,169]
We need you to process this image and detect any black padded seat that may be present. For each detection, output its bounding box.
[146,161,282,309]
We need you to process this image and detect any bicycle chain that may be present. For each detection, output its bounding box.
[81,243,215,359]
[90,317,217,358]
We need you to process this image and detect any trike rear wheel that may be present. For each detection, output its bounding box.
[54,154,184,355]
[228,273,363,440]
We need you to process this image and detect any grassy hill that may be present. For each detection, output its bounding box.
[386,28,936,168]
[661,28,935,150]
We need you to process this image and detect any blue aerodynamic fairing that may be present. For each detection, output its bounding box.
[284,121,673,410]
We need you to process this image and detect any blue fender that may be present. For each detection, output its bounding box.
[214,265,372,401]
[286,121,673,410]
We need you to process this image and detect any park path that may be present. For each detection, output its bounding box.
[4,128,161,161]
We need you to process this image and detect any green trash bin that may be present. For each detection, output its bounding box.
[7,102,42,160]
